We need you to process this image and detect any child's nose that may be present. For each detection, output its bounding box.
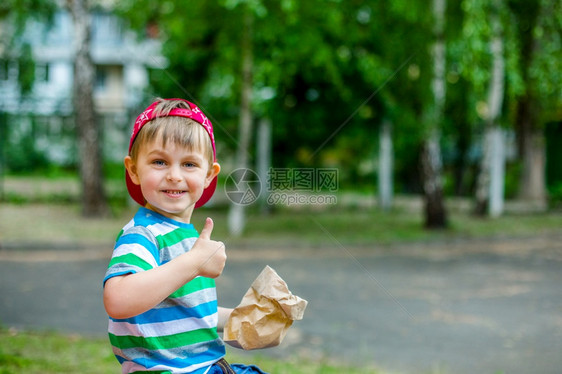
[166,165,182,181]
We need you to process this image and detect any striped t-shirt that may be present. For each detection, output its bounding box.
[104,207,225,373]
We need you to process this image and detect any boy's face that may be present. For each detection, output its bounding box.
[125,136,220,223]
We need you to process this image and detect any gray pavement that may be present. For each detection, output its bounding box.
[1,234,562,374]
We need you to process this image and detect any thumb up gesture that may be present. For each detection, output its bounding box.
[191,217,227,279]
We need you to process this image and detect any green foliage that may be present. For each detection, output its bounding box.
[547,182,562,209]
[0,0,56,28]
[0,113,77,175]
[507,0,562,123]
[504,161,522,199]
[16,43,35,95]
[103,161,126,181]
[459,0,500,96]
[4,132,49,174]
[0,0,56,106]
[545,121,562,206]
[117,0,437,181]
[5,0,561,199]
[527,0,562,121]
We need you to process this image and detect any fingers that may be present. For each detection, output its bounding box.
[199,217,214,240]
[195,239,226,279]
[192,217,226,279]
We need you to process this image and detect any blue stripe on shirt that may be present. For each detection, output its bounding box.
[117,232,160,262]
[110,300,217,324]
[128,341,225,372]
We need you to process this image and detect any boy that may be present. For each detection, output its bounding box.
[103,98,266,374]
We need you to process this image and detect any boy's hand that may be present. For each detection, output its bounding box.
[190,217,226,279]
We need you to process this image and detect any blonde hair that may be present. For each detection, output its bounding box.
[129,99,214,167]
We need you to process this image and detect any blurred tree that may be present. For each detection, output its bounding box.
[0,1,56,96]
[362,1,429,200]
[420,0,448,228]
[0,0,56,198]
[114,0,560,227]
[116,0,243,148]
[485,0,507,217]
[0,0,56,31]
[16,43,36,95]
[347,1,429,209]
[118,0,267,234]
[117,1,362,170]
[228,1,254,236]
[461,0,561,213]
[509,0,562,206]
[1,0,108,216]
[469,0,508,217]
[117,0,448,227]
[68,0,108,217]
[444,1,475,198]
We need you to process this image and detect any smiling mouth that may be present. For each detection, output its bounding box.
[163,190,186,196]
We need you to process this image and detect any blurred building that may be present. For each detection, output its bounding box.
[0,8,165,167]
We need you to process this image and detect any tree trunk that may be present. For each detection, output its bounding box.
[228,6,253,236]
[421,129,447,228]
[70,0,108,217]
[516,97,547,205]
[519,128,546,202]
[378,119,393,210]
[0,112,5,200]
[474,128,492,215]
[421,0,447,229]
[474,0,506,217]
[511,0,547,208]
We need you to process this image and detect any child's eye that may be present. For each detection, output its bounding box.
[183,161,197,168]
[152,160,166,166]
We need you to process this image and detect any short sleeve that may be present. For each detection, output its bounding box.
[103,226,160,285]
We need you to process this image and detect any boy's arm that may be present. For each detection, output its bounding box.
[104,218,226,319]
[217,307,234,332]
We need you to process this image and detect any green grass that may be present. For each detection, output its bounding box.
[1,176,560,249]
[0,328,385,374]
[0,328,116,374]
[189,204,562,248]
[1,199,561,250]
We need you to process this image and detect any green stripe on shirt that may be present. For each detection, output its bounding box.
[170,277,215,298]
[109,328,218,350]
[108,253,154,271]
[157,228,199,249]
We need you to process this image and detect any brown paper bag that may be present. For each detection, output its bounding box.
[223,265,308,350]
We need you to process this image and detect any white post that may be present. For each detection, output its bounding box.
[488,127,505,217]
[378,119,393,210]
[257,118,272,211]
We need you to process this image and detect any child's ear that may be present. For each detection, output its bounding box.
[205,162,221,188]
[124,156,140,185]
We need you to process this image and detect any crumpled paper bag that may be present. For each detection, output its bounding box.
[223,265,308,350]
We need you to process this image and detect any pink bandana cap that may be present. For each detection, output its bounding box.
[126,98,217,209]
